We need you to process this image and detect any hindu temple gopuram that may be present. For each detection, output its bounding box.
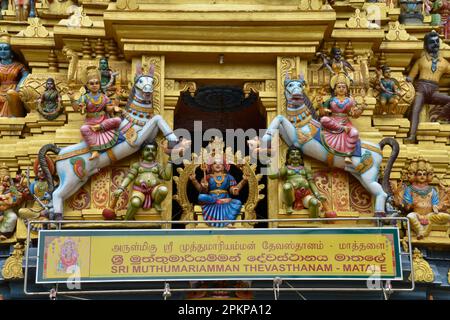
[0,0,449,301]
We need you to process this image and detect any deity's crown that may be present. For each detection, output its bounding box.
[86,65,101,82]
[330,72,350,89]
[0,30,11,45]
[200,137,235,167]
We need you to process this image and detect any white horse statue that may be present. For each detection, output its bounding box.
[38,65,187,220]
[253,75,399,216]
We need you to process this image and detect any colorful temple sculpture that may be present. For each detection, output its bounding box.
[0,0,448,300]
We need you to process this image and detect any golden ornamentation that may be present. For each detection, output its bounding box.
[142,56,162,115]
[19,75,68,112]
[308,58,368,98]
[55,148,90,162]
[17,18,50,38]
[59,6,94,28]
[243,81,265,95]
[127,102,154,114]
[1,242,25,280]
[402,239,409,253]
[111,168,129,211]
[164,79,175,91]
[125,126,138,145]
[332,170,351,212]
[295,128,313,144]
[266,80,276,92]
[173,160,196,222]
[68,187,90,210]
[106,149,118,163]
[241,161,265,226]
[62,46,79,84]
[355,151,374,174]
[91,169,110,209]
[409,248,434,283]
[354,53,371,90]
[346,9,380,29]
[385,22,418,41]
[349,175,372,214]
[45,0,77,15]
[299,0,323,11]
[177,81,197,93]
[279,57,298,113]
[116,0,139,11]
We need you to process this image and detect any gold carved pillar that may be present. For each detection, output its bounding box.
[268,57,305,228]
[140,55,172,228]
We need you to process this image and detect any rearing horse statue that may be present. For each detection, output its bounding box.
[255,75,399,215]
[38,64,186,220]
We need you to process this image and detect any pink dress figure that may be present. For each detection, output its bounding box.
[72,67,122,160]
[319,74,361,164]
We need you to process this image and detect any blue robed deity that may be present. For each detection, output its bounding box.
[198,174,242,227]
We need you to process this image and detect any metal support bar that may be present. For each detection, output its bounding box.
[163,282,171,300]
[382,281,393,300]
[273,277,282,300]
[49,288,57,300]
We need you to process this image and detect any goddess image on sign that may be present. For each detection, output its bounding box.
[57,238,79,273]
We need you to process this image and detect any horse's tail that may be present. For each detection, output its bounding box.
[379,137,400,196]
[38,144,61,193]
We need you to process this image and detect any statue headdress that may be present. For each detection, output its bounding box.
[330,72,350,89]
[0,30,11,45]
[86,65,101,82]
[200,137,235,172]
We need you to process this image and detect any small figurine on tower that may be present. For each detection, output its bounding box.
[36,78,63,120]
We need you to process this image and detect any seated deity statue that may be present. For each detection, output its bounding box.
[69,66,122,161]
[0,163,29,239]
[18,157,55,230]
[396,157,450,239]
[99,57,119,96]
[0,35,29,118]
[37,78,63,120]
[317,73,363,165]
[189,155,247,228]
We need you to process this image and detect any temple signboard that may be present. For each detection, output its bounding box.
[36,228,402,283]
